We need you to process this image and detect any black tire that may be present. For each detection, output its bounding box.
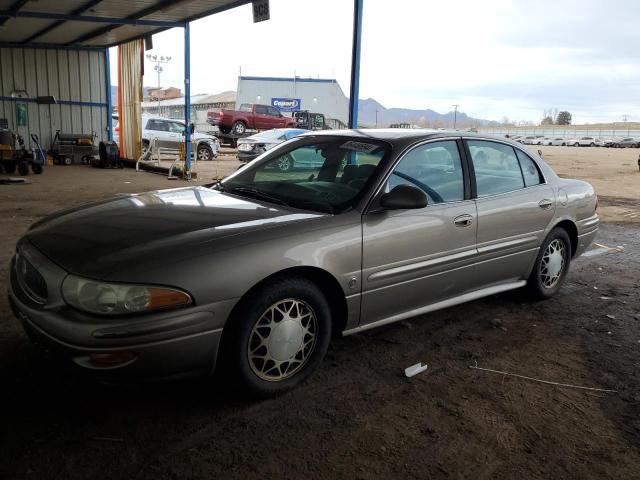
[590,142,595,147]
[232,121,246,135]
[3,162,16,174]
[32,163,43,174]
[197,144,213,161]
[141,140,150,155]
[219,276,332,398]
[573,142,579,147]
[219,126,231,135]
[63,157,72,165]
[18,161,29,176]
[527,227,572,300]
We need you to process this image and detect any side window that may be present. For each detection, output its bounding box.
[468,140,524,197]
[146,120,163,131]
[386,140,464,204]
[515,149,543,187]
[239,104,252,112]
[267,106,281,116]
[255,105,268,115]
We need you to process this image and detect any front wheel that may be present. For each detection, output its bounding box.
[220,276,332,398]
[276,154,294,172]
[527,227,572,299]
[574,142,580,147]
[197,144,213,161]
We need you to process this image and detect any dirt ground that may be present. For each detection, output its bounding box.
[0,147,639,479]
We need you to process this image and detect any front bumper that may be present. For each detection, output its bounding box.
[9,243,236,380]
[237,150,262,162]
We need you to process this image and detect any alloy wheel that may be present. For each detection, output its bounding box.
[197,146,211,161]
[247,299,317,381]
[277,156,293,172]
[540,239,565,288]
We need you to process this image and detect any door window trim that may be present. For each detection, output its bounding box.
[462,137,548,200]
[365,137,472,213]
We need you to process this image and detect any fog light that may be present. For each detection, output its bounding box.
[89,351,137,367]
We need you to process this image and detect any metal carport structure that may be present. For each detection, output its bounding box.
[0,0,364,176]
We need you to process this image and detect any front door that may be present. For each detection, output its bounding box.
[465,139,556,287]
[361,139,477,327]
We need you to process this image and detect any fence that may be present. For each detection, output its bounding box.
[477,127,640,139]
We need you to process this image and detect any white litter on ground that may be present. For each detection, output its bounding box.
[405,363,429,378]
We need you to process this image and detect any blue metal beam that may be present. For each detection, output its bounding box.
[184,22,192,179]
[348,0,363,129]
[0,0,28,26]
[67,0,188,46]
[0,96,107,107]
[0,42,104,51]
[105,48,113,141]
[0,10,183,27]
[22,0,107,44]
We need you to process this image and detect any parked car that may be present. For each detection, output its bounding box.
[237,128,307,163]
[9,130,598,397]
[602,138,618,148]
[207,103,297,135]
[141,116,220,161]
[613,137,639,148]
[522,136,544,144]
[547,137,566,146]
[569,136,598,147]
[540,137,553,145]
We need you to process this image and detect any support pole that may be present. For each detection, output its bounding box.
[348,0,363,129]
[105,47,113,141]
[184,22,192,179]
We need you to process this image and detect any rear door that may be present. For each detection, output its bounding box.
[465,139,556,288]
[266,106,284,128]
[361,139,477,326]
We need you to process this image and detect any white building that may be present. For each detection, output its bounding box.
[236,76,349,127]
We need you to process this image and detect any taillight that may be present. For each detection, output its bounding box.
[595,195,598,211]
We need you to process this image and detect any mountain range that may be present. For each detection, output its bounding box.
[358,98,499,127]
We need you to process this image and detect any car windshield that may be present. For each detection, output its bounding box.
[221,138,389,214]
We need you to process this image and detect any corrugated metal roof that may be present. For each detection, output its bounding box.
[141,90,236,107]
[0,0,251,48]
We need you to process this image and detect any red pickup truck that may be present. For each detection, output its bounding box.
[207,103,297,135]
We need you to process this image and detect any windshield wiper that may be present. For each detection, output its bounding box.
[226,186,291,207]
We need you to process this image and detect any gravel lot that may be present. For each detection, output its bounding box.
[0,146,638,479]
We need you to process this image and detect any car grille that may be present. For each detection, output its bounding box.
[15,253,48,305]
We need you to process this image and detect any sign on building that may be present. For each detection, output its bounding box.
[272,98,301,112]
[252,0,270,23]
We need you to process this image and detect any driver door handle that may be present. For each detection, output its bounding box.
[538,199,553,209]
[453,214,474,227]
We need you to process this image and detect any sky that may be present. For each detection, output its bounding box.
[110,0,640,124]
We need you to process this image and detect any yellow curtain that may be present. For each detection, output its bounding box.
[118,40,143,160]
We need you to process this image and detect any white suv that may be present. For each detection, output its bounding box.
[142,116,220,160]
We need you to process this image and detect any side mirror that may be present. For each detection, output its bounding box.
[379,185,427,210]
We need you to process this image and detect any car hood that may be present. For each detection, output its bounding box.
[26,186,323,279]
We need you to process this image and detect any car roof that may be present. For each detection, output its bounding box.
[298,128,524,148]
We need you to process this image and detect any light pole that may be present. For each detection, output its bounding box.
[146,54,171,113]
[452,104,459,129]
[375,109,379,128]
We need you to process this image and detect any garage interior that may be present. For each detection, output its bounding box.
[1,1,639,480]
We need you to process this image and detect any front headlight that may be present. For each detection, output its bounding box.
[62,275,192,315]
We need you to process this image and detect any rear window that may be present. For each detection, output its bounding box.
[239,104,253,112]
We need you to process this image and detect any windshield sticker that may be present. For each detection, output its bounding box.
[340,141,378,153]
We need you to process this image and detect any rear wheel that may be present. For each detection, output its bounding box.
[18,161,29,176]
[527,227,572,299]
[232,121,246,135]
[220,276,331,398]
[574,142,580,147]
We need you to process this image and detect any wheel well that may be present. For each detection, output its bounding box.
[228,266,349,336]
[554,220,578,257]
